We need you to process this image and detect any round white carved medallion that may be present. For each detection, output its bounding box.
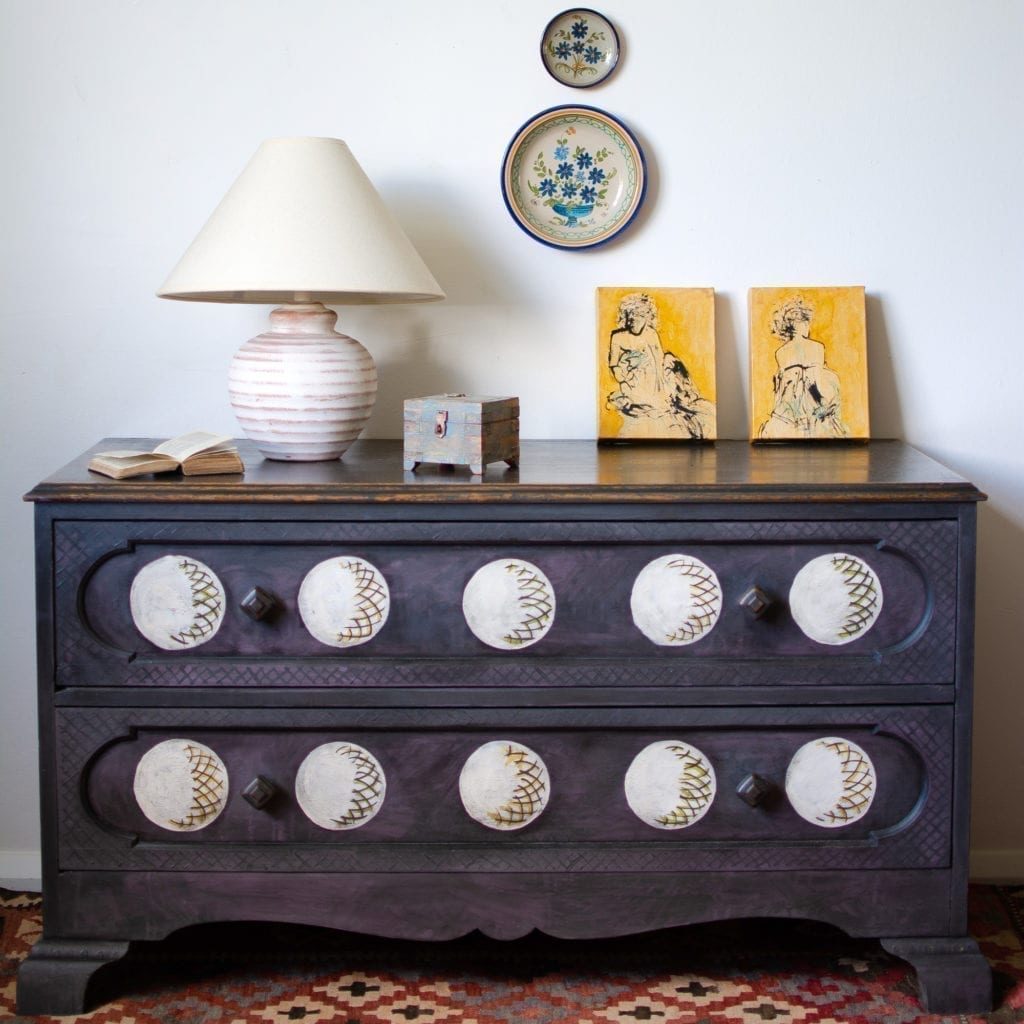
[630,554,723,646]
[624,740,717,829]
[298,556,390,648]
[295,742,387,830]
[462,559,556,650]
[130,555,226,651]
[133,738,229,832]
[459,740,550,830]
[789,552,883,646]
[785,736,877,828]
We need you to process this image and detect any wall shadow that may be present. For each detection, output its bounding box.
[865,294,904,439]
[380,181,533,306]
[714,291,745,439]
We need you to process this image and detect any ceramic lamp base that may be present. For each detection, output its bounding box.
[228,303,378,461]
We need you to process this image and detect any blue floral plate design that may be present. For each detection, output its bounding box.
[541,9,620,88]
[501,105,646,251]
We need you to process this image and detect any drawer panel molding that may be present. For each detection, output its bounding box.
[55,517,957,689]
[58,705,951,874]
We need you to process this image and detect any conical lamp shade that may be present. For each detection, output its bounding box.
[158,137,445,304]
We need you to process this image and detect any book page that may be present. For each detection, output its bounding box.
[87,454,179,479]
[94,449,162,459]
[153,431,234,462]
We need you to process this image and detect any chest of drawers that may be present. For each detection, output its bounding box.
[18,439,990,1014]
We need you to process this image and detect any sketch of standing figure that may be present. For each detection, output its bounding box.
[758,297,849,439]
[606,292,716,438]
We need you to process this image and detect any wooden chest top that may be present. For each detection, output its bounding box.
[24,439,984,506]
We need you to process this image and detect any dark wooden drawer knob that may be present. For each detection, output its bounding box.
[739,586,773,619]
[736,773,775,807]
[240,586,280,622]
[242,775,279,810]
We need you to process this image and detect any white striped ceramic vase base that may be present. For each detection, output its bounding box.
[228,303,378,462]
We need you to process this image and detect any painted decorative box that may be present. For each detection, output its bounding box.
[403,393,519,475]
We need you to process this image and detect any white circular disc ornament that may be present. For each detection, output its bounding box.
[298,556,390,648]
[789,552,883,646]
[130,555,225,651]
[295,742,386,830]
[459,740,550,830]
[462,559,556,650]
[785,736,877,828]
[624,741,717,830]
[630,554,723,646]
[133,738,229,832]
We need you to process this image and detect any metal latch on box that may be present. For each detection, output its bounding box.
[434,395,466,438]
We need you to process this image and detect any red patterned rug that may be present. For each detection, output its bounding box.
[3,885,1024,1023]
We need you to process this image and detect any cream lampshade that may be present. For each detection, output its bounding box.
[158,136,445,461]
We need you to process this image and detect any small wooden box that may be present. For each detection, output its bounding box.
[404,394,519,475]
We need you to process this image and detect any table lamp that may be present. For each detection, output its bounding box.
[158,137,445,461]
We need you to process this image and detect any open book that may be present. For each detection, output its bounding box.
[87,432,244,479]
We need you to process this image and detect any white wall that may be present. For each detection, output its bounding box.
[1,0,1022,885]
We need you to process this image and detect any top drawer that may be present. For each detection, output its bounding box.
[52,516,958,690]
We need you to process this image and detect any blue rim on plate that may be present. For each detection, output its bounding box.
[501,105,647,251]
[540,8,621,89]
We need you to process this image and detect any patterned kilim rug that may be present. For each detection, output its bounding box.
[3,886,1024,1023]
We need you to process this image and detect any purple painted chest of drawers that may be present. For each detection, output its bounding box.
[18,439,991,1014]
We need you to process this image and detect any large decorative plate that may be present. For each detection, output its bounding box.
[501,105,646,250]
[540,9,620,88]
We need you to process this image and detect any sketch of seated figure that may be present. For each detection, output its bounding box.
[663,353,715,439]
[758,297,849,439]
[607,292,716,439]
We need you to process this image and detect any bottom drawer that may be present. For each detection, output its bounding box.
[59,705,951,872]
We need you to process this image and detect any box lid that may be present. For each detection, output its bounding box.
[404,394,519,425]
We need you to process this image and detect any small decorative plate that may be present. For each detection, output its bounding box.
[540,9,620,88]
[501,105,646,250]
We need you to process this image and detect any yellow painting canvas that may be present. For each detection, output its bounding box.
[597,287,717,441]
[749,286,869,442]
